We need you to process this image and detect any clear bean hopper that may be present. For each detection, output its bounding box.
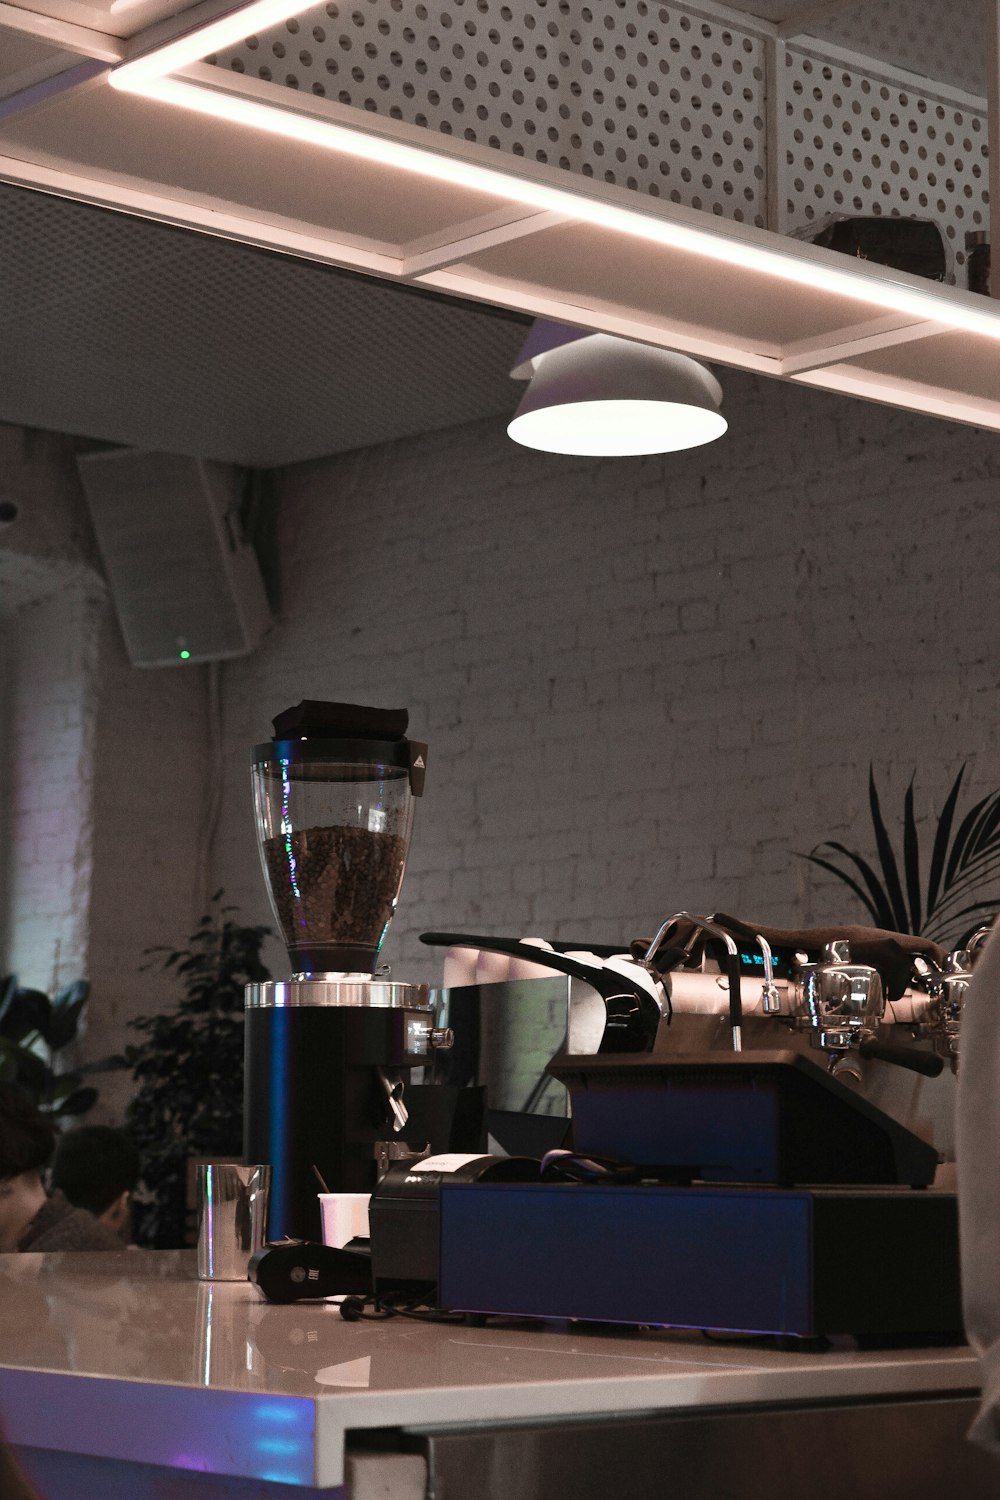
[252,734,425,977]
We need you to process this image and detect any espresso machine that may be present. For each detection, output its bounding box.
[243,701,455,1242]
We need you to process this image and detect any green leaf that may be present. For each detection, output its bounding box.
[925,764,966,920]
[42,1072,87,1105]
[868,766,910,931]
[43,996,89,1051]
[926,857,1000,934]
[967,793,1000,861]
[51,979,90,1011]
[902,774,922,934]
[801,841,896,927]
[0,988,51,1044]
[50,1086,100,1118]
[76,1053,131,1073]
[123,893,270,1247]
[925,900,1000,947]
[957,915,1000,949]
[944,792,993,889]
[0,1039,48,1098]
[0,974,20,1019]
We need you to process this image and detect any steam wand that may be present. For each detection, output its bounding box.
[643,912,743,1052]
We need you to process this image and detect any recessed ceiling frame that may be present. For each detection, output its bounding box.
[2,0,1000,431]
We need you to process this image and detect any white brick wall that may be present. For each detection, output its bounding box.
[4,371,1000,1096]
[84,606,209,1120]
[0,424,107,993]
[3,583,104,991]
[213,370,1000,987]
[0,426,206,1124]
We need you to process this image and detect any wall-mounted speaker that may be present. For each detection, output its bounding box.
[76,450,271,668]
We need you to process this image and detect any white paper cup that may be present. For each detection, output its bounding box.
[318,1193,371,1248]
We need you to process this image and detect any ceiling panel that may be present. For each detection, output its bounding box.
[0,183,530,465]
[447,220,923,360]
[0,28,80,95]
[837,326,1000,401]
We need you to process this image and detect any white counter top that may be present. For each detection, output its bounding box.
[0,1251,982,1490]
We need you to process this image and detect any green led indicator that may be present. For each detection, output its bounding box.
[179,649,191,660]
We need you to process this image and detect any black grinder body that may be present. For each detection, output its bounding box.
[244,1002,433,1242]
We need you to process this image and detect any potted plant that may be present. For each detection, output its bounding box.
[0,976,98,1118]
[803,763,1000,949]
[116,895,271,1248]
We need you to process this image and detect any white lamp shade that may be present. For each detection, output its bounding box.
[507,333,727,457]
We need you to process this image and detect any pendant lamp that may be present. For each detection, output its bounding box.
[508,322,727,457]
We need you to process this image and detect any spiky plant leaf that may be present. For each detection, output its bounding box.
[903,775,922,933]
[803,763,1000,950]
[868,767,909,931]
[925,765,965,919]
[803,843,896,927]
[944,791,995,890]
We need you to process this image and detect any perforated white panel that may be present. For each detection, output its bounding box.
[0,183,530,465]
[211,0,995,285]
[780,43,988,285]
[210,1,772,225]
[806,0,985,100]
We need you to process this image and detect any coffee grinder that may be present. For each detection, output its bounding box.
[243,700,452,1242]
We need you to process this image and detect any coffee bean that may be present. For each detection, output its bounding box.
[264,825,407,957]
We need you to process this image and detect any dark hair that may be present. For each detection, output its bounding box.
[49,1125,141,1216]
[0,1084,57,1180]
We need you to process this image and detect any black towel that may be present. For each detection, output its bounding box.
[271,700,409,741]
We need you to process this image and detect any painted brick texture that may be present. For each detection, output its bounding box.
[214,370,1000,986]
[4,370,1000,1084]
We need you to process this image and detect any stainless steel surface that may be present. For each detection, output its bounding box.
[375,1140,431,1175]
[416,1394,999,1500]
[645,912,743,1052]
[377,1067,409,1133]
[245,978,432,1009]
[756,933,782,1014]
[916,948,974,1059]
[195,1163,270,1282]
[433,976,576,1118]
[790,941,885,1053]
[968,926,994,959]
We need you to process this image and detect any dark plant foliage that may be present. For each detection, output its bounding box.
[0,975,98,1118]
[116,895,270,1248]
[803,763,1000,949]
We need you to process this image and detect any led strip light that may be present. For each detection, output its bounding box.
[109,2,1000,345]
